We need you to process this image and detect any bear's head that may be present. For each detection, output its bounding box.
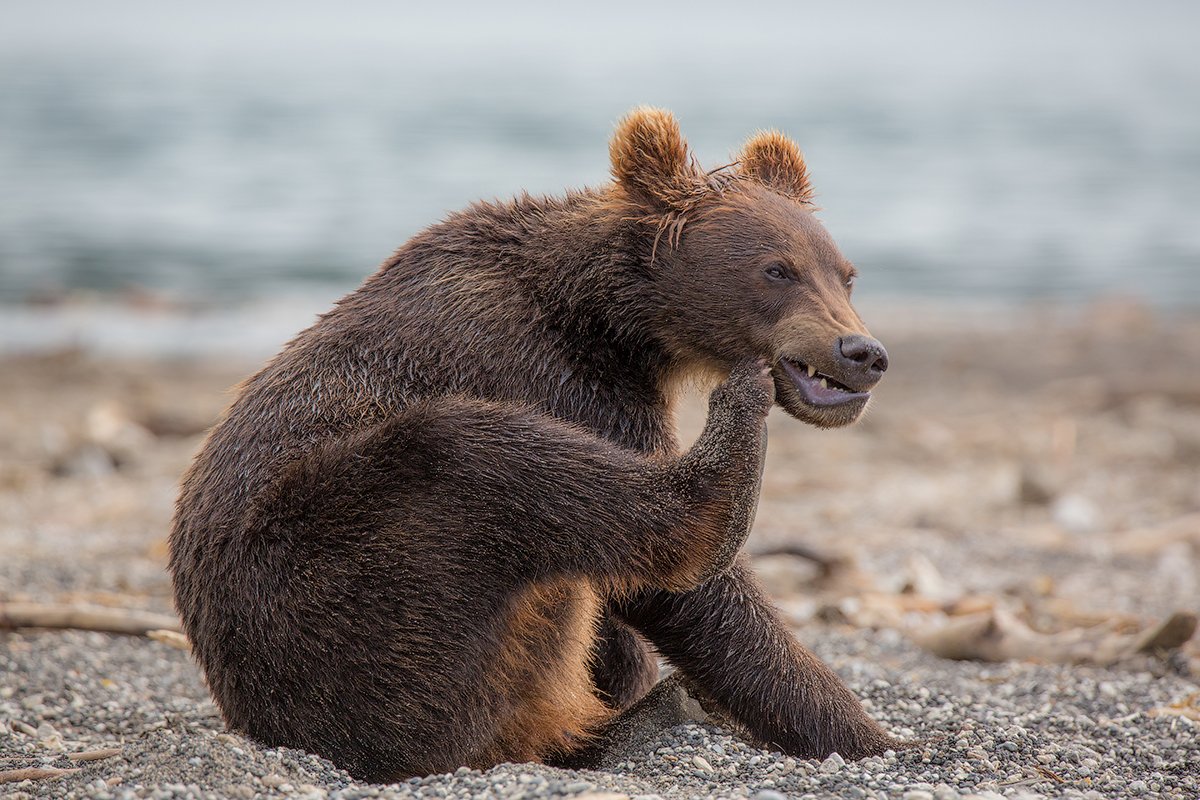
[610,107,888,429]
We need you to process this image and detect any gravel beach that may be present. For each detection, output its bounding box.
[2,301,1198,799]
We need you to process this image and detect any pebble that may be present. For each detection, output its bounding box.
[932,784,959,800]
[12,719,38,737]
[564,780,594,792]
[2,628,1198,799]
[819,752,845,773]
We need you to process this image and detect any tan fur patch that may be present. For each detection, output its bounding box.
[479,578,611,767]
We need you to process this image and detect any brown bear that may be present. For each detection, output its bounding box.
[169,107,897,782]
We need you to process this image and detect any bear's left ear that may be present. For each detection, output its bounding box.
[738,130,814,205]
[609,107,697,208]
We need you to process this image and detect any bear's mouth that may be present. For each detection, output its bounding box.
[776,357,870,408]
[770,357,872,429]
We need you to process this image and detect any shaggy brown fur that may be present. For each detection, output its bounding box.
[169,107,898,782]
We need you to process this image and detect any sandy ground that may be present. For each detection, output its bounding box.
[1,299,1198,798]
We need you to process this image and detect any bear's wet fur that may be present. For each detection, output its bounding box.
[170,107,900,782]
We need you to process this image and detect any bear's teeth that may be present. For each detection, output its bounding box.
[820,378,828,389]
[807,364,817,378]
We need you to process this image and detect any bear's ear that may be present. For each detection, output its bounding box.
[738,130,814,205]
[609,107,696,208]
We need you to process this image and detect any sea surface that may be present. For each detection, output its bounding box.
[1,1,1198,313]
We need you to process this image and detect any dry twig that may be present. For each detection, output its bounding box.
[66,747,123,762]
[0,766,81,784]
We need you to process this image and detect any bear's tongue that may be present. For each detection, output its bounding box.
[778,358,869,407]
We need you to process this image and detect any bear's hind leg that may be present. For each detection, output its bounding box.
[589,612,658,711]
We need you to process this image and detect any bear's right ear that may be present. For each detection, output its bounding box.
[609,107,696,208]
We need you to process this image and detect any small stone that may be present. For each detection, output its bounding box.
[819,752,845,773]
[933,784,961,800]
[261,773,286,787]
[691,755,713,773]
[1018,465,1058,505]
[12,720,37,737]
[36,722,64,752]
[1053,493,1100,533]
[751,791,787,800]
[903,791,934,800]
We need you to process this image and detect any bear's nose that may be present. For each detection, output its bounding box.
[836,334,889,377]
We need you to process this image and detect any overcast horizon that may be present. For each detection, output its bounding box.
[2,1,1198,309]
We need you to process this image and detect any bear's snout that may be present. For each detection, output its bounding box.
[834,334,888,388]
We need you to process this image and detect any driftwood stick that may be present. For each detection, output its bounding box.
[910,608,1197,665]
[750,543,852,578]
[1133,611,1198,653]
[0,766,81,784]
[66,747,123,762]
[0,602,180,636]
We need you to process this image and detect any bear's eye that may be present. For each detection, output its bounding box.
[764,264,791,282]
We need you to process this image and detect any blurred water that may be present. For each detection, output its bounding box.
[1,1,1198,309]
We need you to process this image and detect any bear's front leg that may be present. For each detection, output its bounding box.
[667,357,772,581]
[614,557,900,760]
